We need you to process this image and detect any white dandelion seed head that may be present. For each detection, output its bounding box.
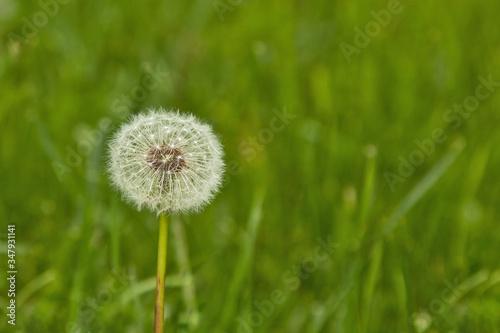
[108,108,225,215]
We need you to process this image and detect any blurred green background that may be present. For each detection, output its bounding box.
[1,0,500,332]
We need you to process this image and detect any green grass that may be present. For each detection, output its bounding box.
[1,0,500,332]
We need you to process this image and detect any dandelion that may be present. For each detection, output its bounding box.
[108,108,224,332]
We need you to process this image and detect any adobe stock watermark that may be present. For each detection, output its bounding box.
[340,0,403,63]
[213,0,244,21]
[402,277,465,333]
[236,236,339,333]
[61,268,134,333]
[222,107,295,188]
[51,64,169,183]
[7,0,71,48]
[385,74,499,191]
[109,64,169,119]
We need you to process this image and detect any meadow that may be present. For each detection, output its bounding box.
[1,0,500,332]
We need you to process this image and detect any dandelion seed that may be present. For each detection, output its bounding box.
[108,107,225,215]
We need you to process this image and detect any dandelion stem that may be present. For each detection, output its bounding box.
[154,213,169,332]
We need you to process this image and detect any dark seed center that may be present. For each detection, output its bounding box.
[146,145,185,173]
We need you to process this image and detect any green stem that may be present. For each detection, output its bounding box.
[154,213,169,332]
